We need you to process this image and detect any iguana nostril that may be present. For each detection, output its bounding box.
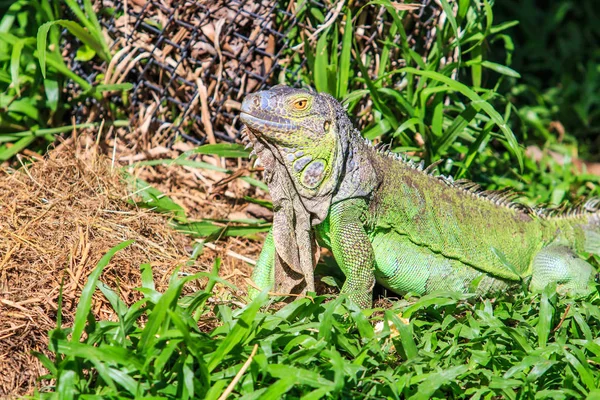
[253,96,260,107]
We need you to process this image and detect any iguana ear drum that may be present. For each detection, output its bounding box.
[301,159,326,188]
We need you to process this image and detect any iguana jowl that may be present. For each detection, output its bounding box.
[239,85,600,308]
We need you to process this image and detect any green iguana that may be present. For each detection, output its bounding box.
[239,85,600,308]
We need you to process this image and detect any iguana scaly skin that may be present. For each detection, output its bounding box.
[240,85,600,308]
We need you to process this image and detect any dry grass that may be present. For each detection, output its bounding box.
[0,144,263,397]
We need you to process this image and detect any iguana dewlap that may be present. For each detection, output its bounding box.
[240,85,600,308]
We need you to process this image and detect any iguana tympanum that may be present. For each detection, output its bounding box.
[239,85,600,308]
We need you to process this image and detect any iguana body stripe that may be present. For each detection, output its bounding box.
[240,86,599,308]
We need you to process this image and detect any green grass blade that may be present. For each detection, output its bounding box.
[207,290,268,372]
[314,28,330,94]
[401,67,524,170]
[337,10,352,98]
[439,0,461,66]
[194,143,250,158]
[71,240,134,342]
[38,20,109,78]
[10,38,26,92]
[536,289,554,348]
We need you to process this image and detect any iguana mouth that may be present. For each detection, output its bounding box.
[240,112,297,134]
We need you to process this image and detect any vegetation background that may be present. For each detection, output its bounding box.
[1,0,600,398]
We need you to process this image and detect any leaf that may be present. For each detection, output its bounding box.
[207,290,268,372]
[536,288,554,347]
[71,240,133,342]
[193,143,251,158]
[10,38,28,92]
[38,20,109,78]
[480,61,521,78]
[314,27,330,93]
[410,365,469,400]
[401,67,524,170]
[435,105,478,154]
[439,0,461,66]
[337,9,353,98]
[386,311,418,360]
[124,175,187,221]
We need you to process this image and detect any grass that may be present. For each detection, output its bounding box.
[2,0,598,398]
[35,243,600,399]
[286,0,599,205]
[0,0,130,161]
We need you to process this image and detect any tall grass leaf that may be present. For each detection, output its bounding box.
[410,365,469,400]
[439,0,461,66]
[268,364,333,387]
[482,0,494,36]
[63,0,110,59]
[563,346,596,390]
[457,0,470,21]
[338,10,352,98]
[44,77,60,112]
[458,119,494,178]
[431,99,444,138]
[435,104,478,154]
[301,387,332,400]
[130,157,229,173]
[537,289,553,347]
[182,357,195,399]
[207,289,268,372]
[204,380,228,400]
[31,351,58,376]
[480,61,521,78]
[379,24,398,77]
[378,87,415,116]
[194,143,250,158]
[97,282,128,344]
[176,221,223,237]
[138,274,185,352]
[355,53,399,130]
[86,82,134,94]
[71,240,133,342]
[125,175,187,221]
[10,38,28,92]
[240,176,269,192]
[401,67,524,170]
[43,50,92,90]
[470,46,482,88]
[37,20,109,78]
[318,295,343,341]
[314,28,330,93]
[0,136,34,161]
[490,20,520,34]
[261,374,298,398]
[56,368,76,400]
[386,311,418,360]
[140,263,155,290]
[82,0,110,56]
[403,292,462,319]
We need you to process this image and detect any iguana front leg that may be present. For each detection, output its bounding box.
[329,198,376,308]
[249,230,276,299]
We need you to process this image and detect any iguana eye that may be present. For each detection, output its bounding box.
[293,98,308,110]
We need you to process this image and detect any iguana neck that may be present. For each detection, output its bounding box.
[331,115,380,205]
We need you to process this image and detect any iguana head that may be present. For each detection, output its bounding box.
[240,85,342,193]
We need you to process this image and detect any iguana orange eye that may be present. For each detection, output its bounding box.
[293,99,308,110]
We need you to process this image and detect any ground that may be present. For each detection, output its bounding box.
[0,134,265,397]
